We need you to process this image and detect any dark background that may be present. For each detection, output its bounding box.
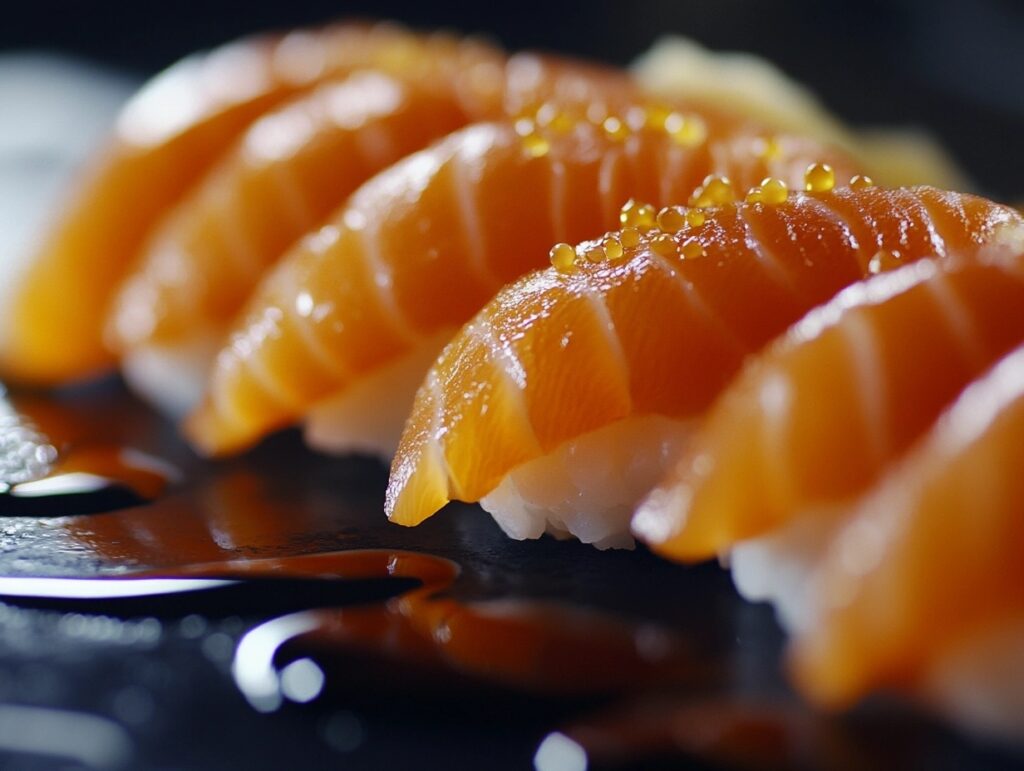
[1,0,1022,198]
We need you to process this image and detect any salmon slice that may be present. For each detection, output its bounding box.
[0,22,504,384]
[384,187,1024,545]
[789,343,1024,740]
[634,255,1024,561]
[184,109,862,458]
[105,71,473,414]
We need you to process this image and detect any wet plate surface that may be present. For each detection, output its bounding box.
[0,380,1019,770]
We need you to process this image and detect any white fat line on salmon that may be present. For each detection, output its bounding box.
[906,192,949,261]
[657,134,697,208]
[838,311,890,468]
[755,366,799,519]
[267,144,319,234]
[449,141,503,289]
[208,353,257,437]
[644,251,749,360]
[548,155,570,243]
[579,286,632,405]
[211,175,273,278]
[468,316,543,447]
[426,369,460,499]
[280,264,354,381]
[922,266,991,373]
[237,308,315,413]
[792,194,862,256]
[351,215,424,347]
[916,189,971,253]
[597,150,623,227]
[734,203,804,301]
[355,109,403,171]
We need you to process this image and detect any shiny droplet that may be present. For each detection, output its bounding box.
[619,227,641,248]
[522,134,550,158]
[549,243,576,273]
[650,234,678,257]
[690,175,735,207]
[602,116,628,141]
[665,112,707,147]
[656,206,686,233]
[685,209,705,227]
[619,199,656,229]
[514,117,535,137]
[681,240,706,259]
[754,136,781,159]
[803,162,835,193]
[850,174,875,190]
[758,177,789,205]
[603,236,624,260]
[584,245,606,263]
[643,104,672,130]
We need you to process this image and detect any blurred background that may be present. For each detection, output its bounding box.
[1,0,1022,198]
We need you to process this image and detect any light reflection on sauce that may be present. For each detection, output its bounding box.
[143,550,699,711]
[2,446,174,515]
[64,466,363,566]
[0,387,177,515]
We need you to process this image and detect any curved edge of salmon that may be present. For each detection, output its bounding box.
[787,341,1024,717]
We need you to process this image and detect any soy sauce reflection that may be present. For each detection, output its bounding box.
[2,446,174,516]
[148,550,703,711]
[1,386,176,516]
[63,465,372,567]
[58,482,706,716]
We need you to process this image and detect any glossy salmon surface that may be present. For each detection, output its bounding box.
[185,114,861,455]
[107,71,473,355]
[635,255,1024,560]
[789,343,1024,709]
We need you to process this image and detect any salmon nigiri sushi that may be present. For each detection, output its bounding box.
[632,254,1024,617]
[183,107,862,458]
[789,343,1024,742]
[385,187,1024,548]
[0,22,504,385]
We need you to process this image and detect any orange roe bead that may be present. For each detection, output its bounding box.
[549,242,576,273]
[804,162,835,192]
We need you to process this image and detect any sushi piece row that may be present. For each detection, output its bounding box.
[4,19,1023,743]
